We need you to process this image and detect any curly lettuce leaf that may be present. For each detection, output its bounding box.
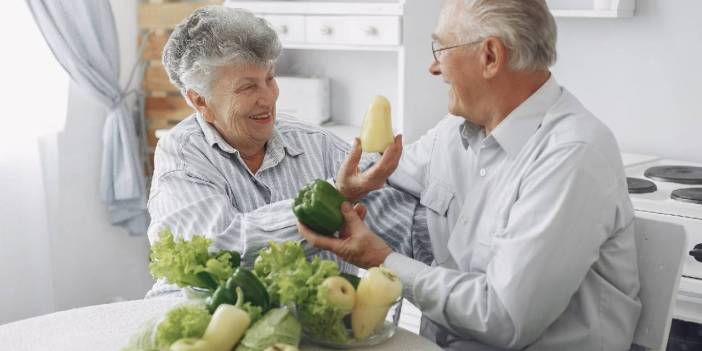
[122,316,159,351]
[242,301,264,324]
[149,228,235,289]
[154,303,211,349]
[298,301,347,343]
[253,241,347,343]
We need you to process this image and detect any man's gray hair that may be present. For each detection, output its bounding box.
[458,0,557,71]
[162,6,282,98]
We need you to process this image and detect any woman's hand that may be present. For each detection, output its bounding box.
[297,202,392,269]
[335,136,402,202]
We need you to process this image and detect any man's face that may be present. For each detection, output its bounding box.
[429,0,485,120]
[204,63,279,148]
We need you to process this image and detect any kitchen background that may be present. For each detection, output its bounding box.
[1,0,701,347]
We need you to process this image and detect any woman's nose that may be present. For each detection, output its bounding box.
[258,84,278,107]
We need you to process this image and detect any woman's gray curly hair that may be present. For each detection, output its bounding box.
[162,6,281,98]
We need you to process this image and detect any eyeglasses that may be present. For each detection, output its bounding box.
[431,39,484,63]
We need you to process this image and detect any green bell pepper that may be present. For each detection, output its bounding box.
[207,285,236,314]
[292,179,347,236]
[225,268,271,312]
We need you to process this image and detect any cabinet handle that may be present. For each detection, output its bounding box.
[365,26,379,37]
[321,26,334,36]
[277,25,289,35]
[691,244,702,263]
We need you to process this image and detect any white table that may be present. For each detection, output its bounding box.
[0,297,441,351]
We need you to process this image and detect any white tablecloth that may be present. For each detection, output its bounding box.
[0,297,441,351]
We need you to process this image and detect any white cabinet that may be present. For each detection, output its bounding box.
[304,15,401,46]
[548,0,636,18]
[225,0,447,144]
[262,15,306,43]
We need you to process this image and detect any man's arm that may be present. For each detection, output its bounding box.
[385,142,620,348]
[324,131,428,262]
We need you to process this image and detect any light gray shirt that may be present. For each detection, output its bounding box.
[384,76,641,350]
[146,113,432,297]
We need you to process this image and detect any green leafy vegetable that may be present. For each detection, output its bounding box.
[241,301,263,325]
[122,316,159,351]
[154,303,211,349]
[149,228,236,289]
[235,308,302,351]
[253,241,348,342]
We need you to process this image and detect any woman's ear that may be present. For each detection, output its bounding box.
[185,89,215,123]
[480,37,506,79]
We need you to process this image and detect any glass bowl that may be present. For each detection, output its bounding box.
[182,286,212,301]
[295,298,403,349]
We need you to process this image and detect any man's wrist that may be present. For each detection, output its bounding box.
[376,246,393,267]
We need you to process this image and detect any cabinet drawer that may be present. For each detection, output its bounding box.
[347,16,401,46]
[305,15,401,46]
[262,15,305,43]
[305,16,351,45]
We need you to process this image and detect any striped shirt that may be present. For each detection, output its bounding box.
[145,112,432,297]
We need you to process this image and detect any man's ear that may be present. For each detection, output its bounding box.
[480,37,507,79]
[185,89,215,123]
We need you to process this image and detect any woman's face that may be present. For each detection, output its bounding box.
[202,62,279,151]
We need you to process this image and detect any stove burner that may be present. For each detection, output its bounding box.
[644,165,702,185]
[626,177,657,194]
[671,188,702,205]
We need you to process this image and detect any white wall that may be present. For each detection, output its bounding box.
[40,0,153,313]
[0,139,55,324]
[551,0,702,163]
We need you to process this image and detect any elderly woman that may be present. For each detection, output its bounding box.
[146,6,430,297]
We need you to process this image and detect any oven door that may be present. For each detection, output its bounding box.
[635,210,702,323]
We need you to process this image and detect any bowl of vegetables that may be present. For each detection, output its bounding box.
[253,242,404,349]
[126,229,305,351]
[295,296,403,349]
[133,230,404,350]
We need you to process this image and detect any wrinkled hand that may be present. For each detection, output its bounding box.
[297,201,392,269]
[335,136,403,202]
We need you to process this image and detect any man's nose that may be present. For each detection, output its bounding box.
[429,60,441,76]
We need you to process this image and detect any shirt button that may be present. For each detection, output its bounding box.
[480,168,487,177]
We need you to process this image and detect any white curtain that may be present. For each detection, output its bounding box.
[26,0,147,235]
[0,2,67,324]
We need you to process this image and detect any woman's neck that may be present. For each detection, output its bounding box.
[238,144,266,174]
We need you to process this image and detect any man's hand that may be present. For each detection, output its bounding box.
[297,201,392,269]
[335,135,403,202]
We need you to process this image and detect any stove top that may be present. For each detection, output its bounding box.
[671,188,702,205]
[644,166,702,185]
[622,154,702,220]
[626,177,657,194]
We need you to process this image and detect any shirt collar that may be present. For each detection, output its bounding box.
[458,119,487,154]
[195,113,304,158]
[490,75,562,157]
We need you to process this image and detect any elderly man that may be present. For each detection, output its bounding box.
[299,0,641,350]
[146,6,431,297]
